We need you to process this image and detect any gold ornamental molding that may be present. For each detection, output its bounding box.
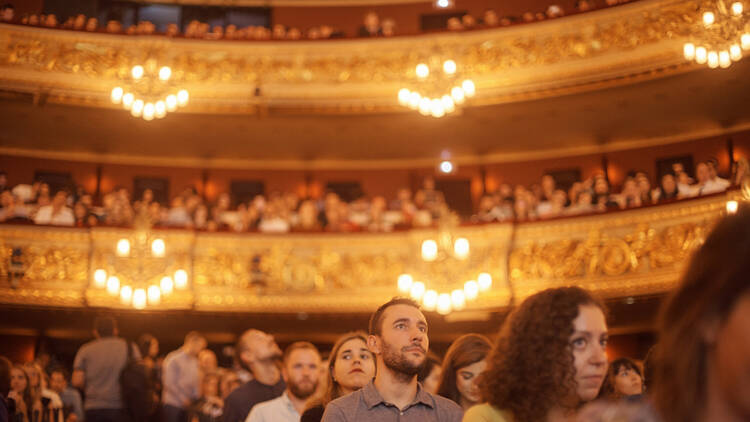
[0,0,711,112]
[134,0,438,5]
[0,192,732,314]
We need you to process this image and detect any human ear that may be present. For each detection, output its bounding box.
[367,335,381,355]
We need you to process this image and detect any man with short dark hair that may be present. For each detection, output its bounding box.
[223,330,285,422]
[49,367,84,422]
[72,316,140,422]
[162,331,207,422]
[322,298,463,421]
[246,342,321,422]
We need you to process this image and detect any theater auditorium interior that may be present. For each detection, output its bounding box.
[0,0,749,421]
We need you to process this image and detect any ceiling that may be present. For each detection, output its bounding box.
[1,59,749,168]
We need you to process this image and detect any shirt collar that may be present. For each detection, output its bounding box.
[280,391,299,414]
[362,380,434,410]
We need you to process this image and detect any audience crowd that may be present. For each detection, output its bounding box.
[0,157,738,232]
[2,1,635,41]
[0,205,748,422]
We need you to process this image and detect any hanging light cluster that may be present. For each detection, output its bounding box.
[110,62,189,121]
[397,59,476,118]
[683,1,749,68]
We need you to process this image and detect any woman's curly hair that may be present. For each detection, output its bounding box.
[479,286,605,422]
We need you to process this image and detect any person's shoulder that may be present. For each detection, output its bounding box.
[225,382,251,403]
[463,404,512,422]
[248,395,281,414]
[327,388,363,409]
[429,392,462,410]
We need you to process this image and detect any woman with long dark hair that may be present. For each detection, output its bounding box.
[436,334,492,410]
[597,357,643,399]
[463,287,608,422]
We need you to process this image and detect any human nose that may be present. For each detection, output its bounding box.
[590,345,607,366]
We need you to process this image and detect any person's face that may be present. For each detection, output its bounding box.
[364,12,379,28]
[284,349,320,400]
[53,192,67,207]
[456,359,487,407]
[244,331,282,363]
[149,339,159,357]
[333,338,375,393]
[594,178,608,194]
[369,304,429,377]
[10,368,27,393]
[542,175,555,192]
[49,372,66,393]
[422,365,441,394]
[661,174,676,193]
[711,292,750,419]
[569,305,609,404]
[199,350,217,370]
[614,365,643,396]
[696,163,710,183]
[1,7,13,21]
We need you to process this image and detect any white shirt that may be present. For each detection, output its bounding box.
[245,391,299,422]
[34,205,75,226]
[693,178,729,196]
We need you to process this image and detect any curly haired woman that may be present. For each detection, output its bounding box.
[463,286,608,422]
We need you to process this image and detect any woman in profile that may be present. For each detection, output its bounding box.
[597,357,644,399]
[651,208,750,422]
[463,286,608,422]
[300,332,375,422]
[437,334,492,410]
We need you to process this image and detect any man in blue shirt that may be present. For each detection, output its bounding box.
[162,332,207,422]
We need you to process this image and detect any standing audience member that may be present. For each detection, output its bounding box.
[652,208,750,422]
[222,330,284,422]
[9,364,36,422]
[219,372,240,401]
[436,334,492,410]
[162,332,207,422]
[417,353,442,395]
[246,342,321,422]
[49,368,84,422]
[301,332,375,422]
[598,358,643,399]
[72,316,140,422]
[463,287,608,422]
[322,298,463,422]
[24,362,64,421]
[189,372,223,422]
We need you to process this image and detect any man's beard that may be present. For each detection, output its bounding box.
[288,377,318,400]
[381,339,426,380]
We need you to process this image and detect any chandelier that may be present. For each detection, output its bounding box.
[397,57,476,118]
[396,214,492,315]
[91,214,189,309]
[109,59,189,121]
[683,0,750,68]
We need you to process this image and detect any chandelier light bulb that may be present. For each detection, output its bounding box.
[439,160,454,174]
[742,33,750,50]
[727,200,739,214]
[702,11,715,26]
[464,280,479,300]
[719,50,731,68]
[695,46,708,63]
[93,269,107,287]
[159,66,172,81]
[151,238,165,257]
[116,238,130,257]
[398,274,414,292]
[418,97,432,116]
[122,93,134,110]
[451,289,466,310]
[441,95,455,113]
[421,239,438,261]
[174,269,189,289]
[177,90,189,106]
[430,98,445,118]
[436,293,452,315]
[410,281,426,300]
[143,102,155,121]
[416,63,430,79]
[147,285,161,305]
[462,80,476,97]
[478,272,492,291]
[110,87,123,104]
[155,101,167,118]
[443,60,457,75]
[398,88,411,106]
[166,94,178,112]
[133,288,147,309]
[683,43,696,60]
[131,99,144,117]
[451,86,466,104]
[408,92,421,109]
[131,65,144,80]
[120,285,133,305]
[731,1,743,15]
[707,50,719,68]
[730,44,742,61]
[453,237,470,259]
[161,276,174,295]
[106,276,120,296]
[422,290,438,311]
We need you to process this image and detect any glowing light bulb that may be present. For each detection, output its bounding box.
[142,102,155,121]
[177,90,189,106]
[150,238,165,257]
[131,99,144,117]
[398,274,414,292]
[110,87,123,104]
[421,240,438,261]
[416,63,429,79]
[166,94,178,112]
[158,66,172,81]
[451,86,465,104]
[440,160,453,174]
[727,200,739,214]
[398,88,410,106]
[441,95,455,113]
[155,101,167,118]
[443,60,457,75]
[478,272,492,291]
[707,50,719,68]
[147,285,161,305]
[94,269,107,287]
[731,2,743,15]
[730,44,742,61]
[131,65,144,79]
[436,0,450,8]
[430,98,445,118]
[436,293,452,315]
[702,11,715,26]
[683,43,695,60]
[743,33,750,50]
[106,276,120,295]
[174,269,188,289]
[464,280,479,300]
[451,289,466,310]
[418,97,432,116]
[116,239,130,257]
[695,46,708,63]
[423,290,438,311]
[122,93,134,110]
[462,80,476,97]
[410,281,426,300]
[133,288,147,309]
[453,237,470,259]
[120,285,133,305]
[719,50,731,68]
[161,276,174,295]
[408,92,421,109]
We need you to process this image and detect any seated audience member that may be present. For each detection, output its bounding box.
[635,172,653,205]
[381,18,395,36]
[165,196,193,228]
[49,368,84,422]
[705,158,731,190]
[447,17,464,31]
[565,190,597,215]
[223,330,284,422]
[617,177,642,209]
[301,332,375,422]
[692,162,728,196]
[189,372,223,422]
[106,20,122,33]
[461,14,477,29]
[359,12,382,37]
[417,353,442,395]
[0,190,31,222]
[463,286,608,422]
[652,208,750,422]
[1,3,14,22]
[546,5,565,18]
[85,17,98,31]
[436,334,492,411]
[163,332,207,422]
[43,14,57,27]
[653,172,680,202]
[732,157,750,186]
[247,342,321,422]
[576,0,595,11]
[483,9,499,26]
[598,357,644,399]
[34,191,74,226]
[321,298,463,422]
